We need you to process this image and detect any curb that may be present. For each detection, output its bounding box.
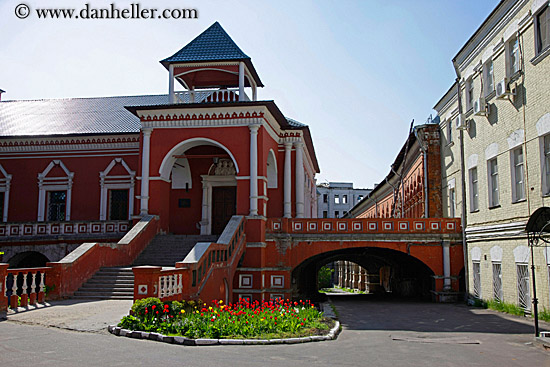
[107,320,340,346]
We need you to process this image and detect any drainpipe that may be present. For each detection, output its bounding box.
[413,127,429,218]
[453,59,470,299]
[391,164,405,217]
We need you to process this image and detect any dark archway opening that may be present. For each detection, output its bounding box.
[292,247,435,302]
[8,251,50,268]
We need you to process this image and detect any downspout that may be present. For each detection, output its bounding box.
[386,177,399,217]
[413,127,429,218]
[390,164,405,217]
[453,58,470,299]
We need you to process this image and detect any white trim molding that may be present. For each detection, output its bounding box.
[37,160,74,221]
[99,158,136,220]
[0,164,12,222]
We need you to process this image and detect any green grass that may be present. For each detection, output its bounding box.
[486,299,524,316]
[534,308,550,322]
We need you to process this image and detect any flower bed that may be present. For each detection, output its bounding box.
[118,297,334,340]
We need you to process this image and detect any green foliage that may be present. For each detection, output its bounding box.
[317,266,334,289]
[486,299,524,316]
[534,308,550,322]
[472,298,487,308]
[120,298,331,339]
[44,284,55,297]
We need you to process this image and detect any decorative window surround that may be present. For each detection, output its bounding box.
[267,149,278,189]
[0,164,12,222]
[200,174,237,235]
[37,160,74,222]
[99,158,136,220]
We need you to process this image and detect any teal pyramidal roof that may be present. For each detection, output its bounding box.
[160,22,263,87]
[161,22,249,63]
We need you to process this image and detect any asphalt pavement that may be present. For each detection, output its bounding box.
[0,295,549,367]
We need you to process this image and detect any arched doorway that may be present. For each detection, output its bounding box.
[8,251,50,268]
[159,138,239,235]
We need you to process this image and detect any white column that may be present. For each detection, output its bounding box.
[283,142,292,218]
[140,128,152,215]
[169,64,175,103]
[239,62,245,102]
[249,124,260,216]
[200,181,209,235]
[442,241,451,290]
[295,141,305,218]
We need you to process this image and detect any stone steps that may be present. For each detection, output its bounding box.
[73,267,134,300]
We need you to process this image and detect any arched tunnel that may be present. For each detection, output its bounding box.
[291,247,436,301]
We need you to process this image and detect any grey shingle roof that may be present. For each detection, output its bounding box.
[161,22,250,65]
[286,117,307,128]
[0,95,170,137]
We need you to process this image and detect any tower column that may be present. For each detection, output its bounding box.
[283,142,292,218]
[249,124,260,216]
[295,141,305,218]
[140,128,153,215]
[239,62,245,101]
[169,65,175,103]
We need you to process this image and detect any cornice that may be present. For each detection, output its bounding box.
[0,135,140,152]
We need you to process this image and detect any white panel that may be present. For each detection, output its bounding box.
[507,129,524,149]
[471,247,482,261]
[513,245,529,263]
[490,245,503,262]
[171,158,192,189]
[485,143,499,160]
[467,154,478,170]
[536,113,550,137]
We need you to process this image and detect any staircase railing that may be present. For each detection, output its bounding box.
[45,215,159,299]
[133,215,246,303]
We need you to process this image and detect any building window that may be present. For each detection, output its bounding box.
[357,195,364,201]
[449,187,456,218]
[334,211,339,218]
[511,147,525,202]
[469,167,479,212]
[483,60,494,96]
[342,195,348,204]
[109,189,129,220]
[323,194,328,203]
[516,263,531,310]
[47,191,67,221]
[542,134,550,195]
[334,195,340,204]
[487,158,499,207]
[507,37,520,77]
[322,210,328,218]
[472,261,481,298]
[492,262,503,302]
[465,78,474,111]
[447,119,453,144]
[535,4,549,55]
[0,192,4,223]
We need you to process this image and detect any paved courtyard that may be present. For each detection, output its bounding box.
[0,295,549,366]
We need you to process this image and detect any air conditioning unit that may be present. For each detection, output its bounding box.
[455,114,468,130]
[473,97,487,116]
[496,78,513,99]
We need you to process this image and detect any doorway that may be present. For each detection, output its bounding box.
[211,186,236,234]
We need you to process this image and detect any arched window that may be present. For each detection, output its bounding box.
[267,149,278,189]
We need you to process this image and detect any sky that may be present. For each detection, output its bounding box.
[0,0,499,189]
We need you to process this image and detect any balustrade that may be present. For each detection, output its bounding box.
[5,267,49,308]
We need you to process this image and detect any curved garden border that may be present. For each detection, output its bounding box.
[107,320,340,346]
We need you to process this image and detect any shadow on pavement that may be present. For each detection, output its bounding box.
[330,293,544,335]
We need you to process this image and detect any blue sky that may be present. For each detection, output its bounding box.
[0,0,498,188]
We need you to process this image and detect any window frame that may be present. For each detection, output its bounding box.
[511,147,526,202]
[334,195,340,204]
[483,59,494,96]
[465,78,475,111]
[534,3,550,56]
[541,134,550,195]
[449,187,456,218]
[487,158,499,208]
[469,167,479,212]
[46,190,67,222]
[506,36,521,78]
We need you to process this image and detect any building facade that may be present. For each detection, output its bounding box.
[316,182,370,218]
[436,0,550,311]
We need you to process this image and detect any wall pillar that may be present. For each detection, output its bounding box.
[169,65,175,103]
[140,128,152,215]
[200,182,209,235]
[442,240,451,290]
[295,141,305,218]
[283,142,292,218]
[249,124,260,216]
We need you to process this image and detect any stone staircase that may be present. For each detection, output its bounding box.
[73,267,134,300]
[132,234,218,267]
[72,234,218,300]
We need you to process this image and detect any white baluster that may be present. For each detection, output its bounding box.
[39,273,45,293]
[31,272,37,297]
[163,276,168,298]
[168,275,173,296]
[157,278,162,298]
[11,274,18,299]
[21,273,28,297]
[178,274,182,294]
